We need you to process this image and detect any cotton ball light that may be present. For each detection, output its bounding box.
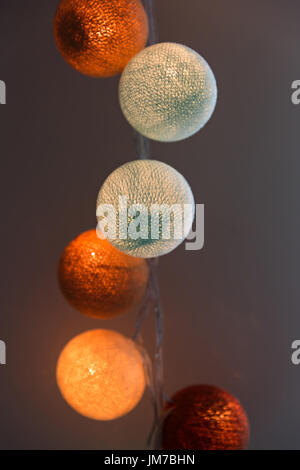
[56,329,146,420]
[96,160,195,258]
[119,42,217,142]
[54,0,148,77]
[162,385,249,450]
[58,229,149,319]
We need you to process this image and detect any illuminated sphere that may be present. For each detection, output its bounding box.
[58,230,149,318]
[54,0,148,77]
[119,42,217,142]
[96,160,195,258]
[56,329,146,420]
[162,385,249,450]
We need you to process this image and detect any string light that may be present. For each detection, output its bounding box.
[119,42,217,142]
[56,329,146,420]
[58,229,149,319]
[54,0,250,451]
[96,159,195,258]
[162,385,249,450]
[54,0,149,77]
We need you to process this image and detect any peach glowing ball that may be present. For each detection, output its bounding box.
[58,229,149,319]
[54,0,149,77]
[56,329,146,421]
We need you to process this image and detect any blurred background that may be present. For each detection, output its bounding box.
[0,0,299,450]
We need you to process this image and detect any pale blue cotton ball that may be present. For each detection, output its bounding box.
[119,42,217,142]
[96,160,195,258]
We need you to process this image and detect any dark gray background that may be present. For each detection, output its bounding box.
[0,0,299,450]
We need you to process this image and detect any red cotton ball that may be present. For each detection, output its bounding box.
[162,385,249,450]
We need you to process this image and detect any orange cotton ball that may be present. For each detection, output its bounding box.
[54,0,149,77]
[56,329,146,420]
[162,385,249,450]
[58,230,149,319]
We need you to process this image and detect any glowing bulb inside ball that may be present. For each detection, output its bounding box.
[58,229,149,319]
[56,329,146,421]
[119,42,217,142]
[54,0,148,77]
[96,159,195,258]
[162,385,249,450]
